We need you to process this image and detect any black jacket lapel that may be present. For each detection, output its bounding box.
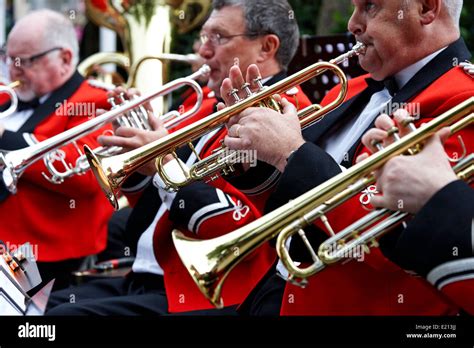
[301,85,375,144]
[0,71,84,202]
[391,37,471,105]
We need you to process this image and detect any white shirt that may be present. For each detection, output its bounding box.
[132,128,222,275]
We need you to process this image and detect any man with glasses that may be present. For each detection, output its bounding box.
[0,10,113,290]
[46,0,311,315]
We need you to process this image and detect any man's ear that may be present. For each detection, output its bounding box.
[60,48,73,66]
[418,0,441,25]
[256,34,280,63]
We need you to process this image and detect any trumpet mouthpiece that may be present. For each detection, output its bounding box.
[353,42,367,55]
[9,81,21,89]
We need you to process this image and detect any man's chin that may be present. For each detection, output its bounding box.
[358,55,381,76]
[16,89,36,102]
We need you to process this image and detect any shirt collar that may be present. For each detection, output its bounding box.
[39,93,50,104]
[261,75,274,84]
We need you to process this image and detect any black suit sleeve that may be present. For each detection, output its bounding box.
[385,180,474,276]
[263,142,343,259]
[225,160,280,195]
[265,141,342,213]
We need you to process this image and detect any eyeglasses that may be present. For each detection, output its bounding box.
[200,32,261,46]
[2,47,63,68]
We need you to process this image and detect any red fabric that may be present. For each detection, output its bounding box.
[0,86,13,105]
[90,0,108,12]
[440,279,474,315]
[153,86,312,312]
[281,66,473,315]
[0,81,115,262]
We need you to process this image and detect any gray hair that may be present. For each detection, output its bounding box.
[402,0,463,26]
[31,10,79,66]
[212,0,300,70]
[443,0,463,25]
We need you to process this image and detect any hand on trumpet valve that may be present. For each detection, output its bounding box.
[98,87,170,177]
[357,110,458,214]
[220,64,305,172]
[106,86,154,130]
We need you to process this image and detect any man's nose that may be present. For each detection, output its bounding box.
[198,41,214,60]
[348,11,365,37]
[9,65,24,80]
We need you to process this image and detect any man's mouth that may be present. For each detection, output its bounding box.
[209,68,220,77]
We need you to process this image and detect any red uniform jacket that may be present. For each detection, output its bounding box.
[393,179,474,314]
[155,83,312,313]
[275,39,473,315]
[125,73,312,312]
[0,72,114,262]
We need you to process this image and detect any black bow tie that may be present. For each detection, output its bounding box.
[365,77,399,97]
[16,98,41,112]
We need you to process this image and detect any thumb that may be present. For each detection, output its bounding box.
[272,94,282,104]
[423,127,450,151]
[148,113,164,131]
[356,152,369,164]
[369,194,386,209]
[216,102,226,112]
[281,98,297,116]
[436,127,451,145]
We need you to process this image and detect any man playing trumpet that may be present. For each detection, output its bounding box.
[219,0,473,315]
[46,0,311,315]
[0,10,113,290]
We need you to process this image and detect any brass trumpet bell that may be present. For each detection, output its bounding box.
[172,97,474,308]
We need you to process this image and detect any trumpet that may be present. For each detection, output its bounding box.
[42,65,210,184]
[0,66,209,194]
[85,43,367,208]
[0,81,20,119]
[171,97,474,308]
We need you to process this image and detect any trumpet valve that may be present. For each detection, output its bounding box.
[221,164,235,176]
[362,244,371,255]
[118,92,128,103]
[208,174,220,182]
[387,126,401,141]
[107,96,118,107]
[228,88,241,103]
[400,116,417,132]
[371,139,384,151]
[254,76,265,91]
[241,82,253,97]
